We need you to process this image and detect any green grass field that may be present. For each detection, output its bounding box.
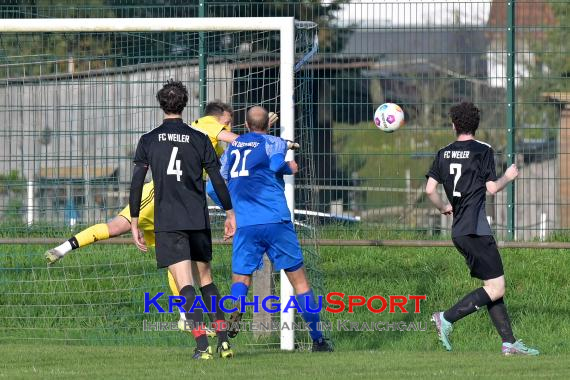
[1,243,569,378]
[2,345,569,379]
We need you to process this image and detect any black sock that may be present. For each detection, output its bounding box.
[195,334,209,351]
[200,283,228,344]
[487,298,516,343]
[443,287,492,323]
[179,285,208,350]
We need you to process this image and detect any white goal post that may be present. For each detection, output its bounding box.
[0,17,297,351]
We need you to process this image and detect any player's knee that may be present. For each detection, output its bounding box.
[107,217,130,237]
[494,284,506,299]
[284,262,304,273]
[485,279,505,301]
[193,271,212,288]
[285,263,310,294]
[198,276,213,288]
[232,274,252,287]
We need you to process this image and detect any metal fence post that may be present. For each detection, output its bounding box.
[199,1,207,113]
[506,0,516,240]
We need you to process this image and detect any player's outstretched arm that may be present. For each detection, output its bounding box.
[486,164,518,195]
[269,111,300,150]
[425,177,452,215]
[268,138,297,175]
[217,130,238,144]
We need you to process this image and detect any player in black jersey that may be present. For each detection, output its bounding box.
[426,102,539,356]
[129,80,235,360]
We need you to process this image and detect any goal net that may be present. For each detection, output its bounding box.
[0,18,320,350]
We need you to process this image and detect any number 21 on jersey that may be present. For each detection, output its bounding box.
[230,149,252,178]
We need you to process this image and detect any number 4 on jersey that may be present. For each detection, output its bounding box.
[167,147,183,181]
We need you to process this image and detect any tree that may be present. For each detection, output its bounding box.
[1,1,351,73]
[0,0,114,78]
[206,0,349,53]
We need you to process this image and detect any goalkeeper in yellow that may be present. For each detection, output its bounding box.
[45,101,237,262]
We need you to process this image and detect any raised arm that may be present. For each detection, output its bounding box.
[267,137,298,175]
[486,164,518,195]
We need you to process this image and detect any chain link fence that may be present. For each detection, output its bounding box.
[0,1,568,242]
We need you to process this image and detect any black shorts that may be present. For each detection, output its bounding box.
[452,234,504,280]
[154,229,212,268]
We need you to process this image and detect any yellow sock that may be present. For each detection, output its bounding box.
[167,270,180,297]
[74,223,110,247]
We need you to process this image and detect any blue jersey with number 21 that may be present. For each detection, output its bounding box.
[219,132,292,228]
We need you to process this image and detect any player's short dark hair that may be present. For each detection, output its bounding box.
[156,79,188,115]
[204,101,233,117]
[449,102,480,136]
[246,106,269,131]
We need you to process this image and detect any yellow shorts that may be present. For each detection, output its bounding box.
[119,181,156,247]
[119,181,180,296]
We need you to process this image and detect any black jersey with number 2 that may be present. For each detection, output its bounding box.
[426,139,498,237]
[133,118,219,232]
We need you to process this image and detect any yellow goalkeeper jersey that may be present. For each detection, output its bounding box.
[191,115,230,158]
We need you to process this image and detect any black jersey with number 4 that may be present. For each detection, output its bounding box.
[133,118,219,232]
[426,139,498,237]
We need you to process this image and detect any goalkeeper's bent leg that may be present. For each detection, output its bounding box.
[47,223,110,263]
[74,223,111,248]
[167,270,180,296]
[46,216,133,265]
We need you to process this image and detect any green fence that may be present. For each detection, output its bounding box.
[0,1,568,242]
[0,0,568,349]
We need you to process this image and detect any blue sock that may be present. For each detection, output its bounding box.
[296,289,323,341]
[230,282,249,309]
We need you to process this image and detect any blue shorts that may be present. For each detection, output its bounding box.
[232,222,304,275]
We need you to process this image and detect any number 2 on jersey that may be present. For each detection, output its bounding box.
[167,147,183,181]
[230,149,252,178]
[450,163,462,197]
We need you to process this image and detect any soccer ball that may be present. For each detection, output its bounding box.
[373,103,405,133]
